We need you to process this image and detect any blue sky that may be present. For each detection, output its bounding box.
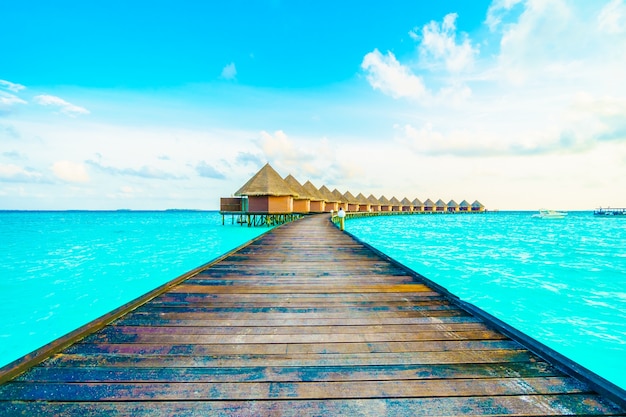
[2,0,626,210]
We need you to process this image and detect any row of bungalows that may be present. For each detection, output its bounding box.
[220,163,485,215]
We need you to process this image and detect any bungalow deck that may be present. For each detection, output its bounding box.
[0,214,624,416]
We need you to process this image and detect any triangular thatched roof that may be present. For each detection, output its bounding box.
[235,163,297,197]
[319,185,338,202]
[303,180,326,201]
[472,200,484,208]
[356,193,370,205]
[447,199,459,207]
[368,194,381,205]
[284,174,309,200]
[401,197,412,205]
[435,199,447,207]
[412,198,423,206]
[332,189,348,203]
[343,191,358,204]
[390,196,401,205]
[423,198,435,207]
[459,200,471,208]
[379,195,391,205]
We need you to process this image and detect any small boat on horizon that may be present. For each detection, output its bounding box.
[532,209,568,219]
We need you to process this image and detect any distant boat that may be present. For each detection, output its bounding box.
[594,207,626,216]
[532,209,568,219]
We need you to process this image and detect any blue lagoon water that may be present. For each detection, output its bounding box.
[0,211,269,368]
[346,211,626,390]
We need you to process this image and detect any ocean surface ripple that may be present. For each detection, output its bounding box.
[346,211,626,389]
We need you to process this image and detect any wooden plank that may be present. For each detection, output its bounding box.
[39,350,536,368]
[2,396,623,417]
[14,362,562,383]
[0,377,589,401]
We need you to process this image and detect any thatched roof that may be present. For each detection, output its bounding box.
[435,199,447,207]
[368,194,381,205]
[284,174,309,200]
[319,185,338,202]
[447,200,459,207]
[401,197,412,206]
[332,189,348,203]
[423,198,435,207]
[389,196,401,205]
[412,198,423,206]
[459,200,471,208]
[303,180,326,201]
[356,193,370,205]
[472,200,484,208]
[379,195,391,205]
[235,163,297,197]
[343,191,358,204]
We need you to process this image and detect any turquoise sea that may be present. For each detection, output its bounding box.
[0,210,624,391]
[346,211,626,390]
[0,211,268,369]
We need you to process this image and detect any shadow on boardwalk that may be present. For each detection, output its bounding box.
[0,214,624,416]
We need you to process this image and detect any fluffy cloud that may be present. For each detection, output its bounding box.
[196,161,225,179]
[51,161,90,183]
[598,0,626,34]
[417,13,478,73]
[0,79,25,93]
[0,91,27,110]
[221,62,237,80]
[361,49,427,100]
[33,94,89,116]
[0,163,46,183]
[85,160,185,180]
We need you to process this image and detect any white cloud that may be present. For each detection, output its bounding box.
[419,13,478,73]
[221,62,237,80]
[0,163,45,183]
[52,161,90,183]
[0,79,26,93]
[255,130,361,184]
[33,94,90,116]
[0,91,27,108]
[598,0,626,34]
[361,49,427,100]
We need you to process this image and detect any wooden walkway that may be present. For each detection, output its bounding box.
[0,214,624,416]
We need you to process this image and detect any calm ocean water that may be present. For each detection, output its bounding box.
[1,211,624,391]
[0,211,268,368]
[346,211,626,390]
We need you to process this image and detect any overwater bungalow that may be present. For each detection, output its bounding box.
[356,193,371,212]
[303,180,326,213]
[412,198,424,212]
[401,197,413,212]
[368,194,381,212]
[284,174,310,214]
[389,196,402,212]
[319,185,339,212]
[472,200,485,212]
[234,163,297,213]
[459,199,471,212]
[332,189,349,211]
[447,199,459,213]
[379,195,392,212]
[423,198,435,212]
[435,199,447,212]
[343,190,360,212]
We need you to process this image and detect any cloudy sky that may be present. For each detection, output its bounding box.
[2,0,625,210]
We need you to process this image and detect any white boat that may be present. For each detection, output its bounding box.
[532,209,568,219]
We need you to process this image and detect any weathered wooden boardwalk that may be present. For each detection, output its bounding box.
[1,214,624,416]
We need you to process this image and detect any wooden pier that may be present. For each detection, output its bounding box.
[1,214,624,415]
